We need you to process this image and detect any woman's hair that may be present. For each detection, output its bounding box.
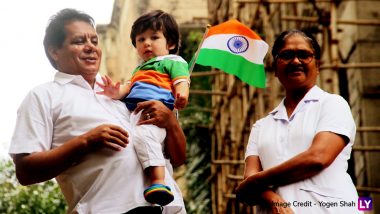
[130,10,180,54]
[43,8,95,69]
[271,29,321,61]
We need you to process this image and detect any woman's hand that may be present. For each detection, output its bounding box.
[236,179,294,214]
[236,175,264,206]
[261,191,294,214]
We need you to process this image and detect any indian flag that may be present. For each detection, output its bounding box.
[195,19,269,88]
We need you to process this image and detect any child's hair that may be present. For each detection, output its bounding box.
[130,10,180,54]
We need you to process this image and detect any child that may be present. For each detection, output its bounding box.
[97,10,189,207]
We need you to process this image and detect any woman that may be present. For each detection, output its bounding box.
[236,29,361,214]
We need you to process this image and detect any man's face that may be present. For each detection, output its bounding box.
[49,20,102,80]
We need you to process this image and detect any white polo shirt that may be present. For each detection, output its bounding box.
[9,72,186,214]
[245,86,361,214]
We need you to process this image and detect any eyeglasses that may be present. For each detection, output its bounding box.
[276,50,314,64]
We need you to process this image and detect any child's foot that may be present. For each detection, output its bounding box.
[143,184,174,206]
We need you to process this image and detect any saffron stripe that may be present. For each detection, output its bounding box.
[206,19,262,40]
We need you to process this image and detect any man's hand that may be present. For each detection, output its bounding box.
[82,124,129,151]
[134,100,175,127]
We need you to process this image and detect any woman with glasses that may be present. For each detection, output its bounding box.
[236,29,361,214]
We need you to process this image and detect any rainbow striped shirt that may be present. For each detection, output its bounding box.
[123,55,189,111]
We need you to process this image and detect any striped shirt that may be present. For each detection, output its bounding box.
[124,55,189,110]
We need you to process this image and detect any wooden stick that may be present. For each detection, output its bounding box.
[188,24,212,75]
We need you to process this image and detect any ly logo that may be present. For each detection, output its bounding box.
[358,197,372,211]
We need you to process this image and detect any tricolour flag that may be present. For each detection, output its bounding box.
[195,19,269,88]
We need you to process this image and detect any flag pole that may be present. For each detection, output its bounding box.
[188,24,211,75]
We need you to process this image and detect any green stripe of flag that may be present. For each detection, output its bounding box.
[196,49,266,88]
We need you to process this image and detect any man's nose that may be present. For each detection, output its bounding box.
[84,42,96,53]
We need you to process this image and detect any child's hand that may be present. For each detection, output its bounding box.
[96,75,122,99]
[174,93,188,110]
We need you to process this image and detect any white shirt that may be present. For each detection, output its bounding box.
[9,72,186,214]
[245,86,361,214]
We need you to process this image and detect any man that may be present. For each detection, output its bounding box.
[9,8,186,214]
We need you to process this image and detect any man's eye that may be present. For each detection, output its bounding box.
[73,39,84,44]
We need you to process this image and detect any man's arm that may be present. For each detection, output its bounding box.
[135,100,186,167]
[163,112,186,167]
[13,124,129,185]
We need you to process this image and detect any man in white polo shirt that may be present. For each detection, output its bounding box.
[9,8,186,214]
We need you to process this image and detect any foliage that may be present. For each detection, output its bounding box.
[0,159,67,214]
[179,29,213,214]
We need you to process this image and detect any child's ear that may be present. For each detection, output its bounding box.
[168,44,176,50]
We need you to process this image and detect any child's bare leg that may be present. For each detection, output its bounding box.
[146,166,165,185]
[143,166,174,206]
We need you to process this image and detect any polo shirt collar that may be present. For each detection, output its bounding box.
[269,85,323,120]
[54,71,102,90]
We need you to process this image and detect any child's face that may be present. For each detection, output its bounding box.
[135,29,175,62]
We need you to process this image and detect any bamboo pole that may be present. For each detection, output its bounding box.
[236,0,332,3]
[190,90,228,96]
[357,186,380,194]
[357,126,380,132]
[190,71,222,77]
[338,19,380,26]
[320,62,380,69]
[212,159,245,165]
[276,15,380,26]
[352,146,380,152]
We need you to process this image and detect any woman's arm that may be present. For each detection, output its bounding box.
[237,156,280,205]
[13,124,129,185]
[237,156,267,205]
[134,100,186,167]
[237,156,294,213]
[241,131,346,191]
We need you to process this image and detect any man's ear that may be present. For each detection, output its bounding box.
[48,47,59,62]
